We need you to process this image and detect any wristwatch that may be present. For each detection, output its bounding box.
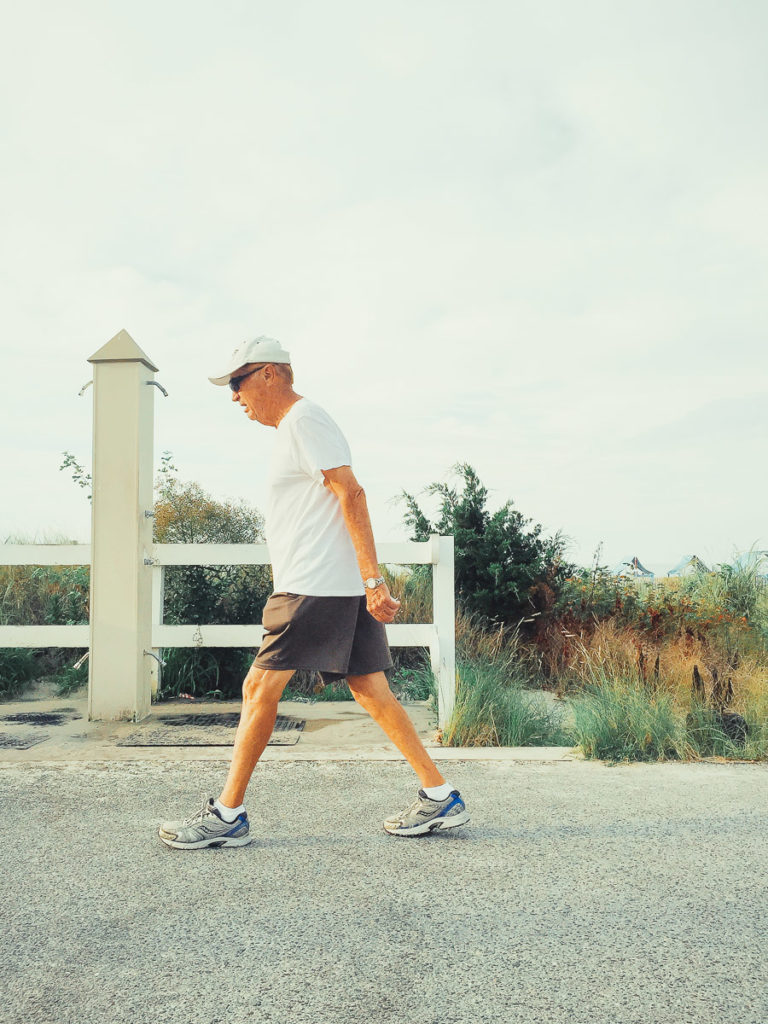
[363,576,386,591]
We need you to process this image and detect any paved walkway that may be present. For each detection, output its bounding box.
[3,755,767,1024]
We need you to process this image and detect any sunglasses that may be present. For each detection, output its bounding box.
[229,365,266,393]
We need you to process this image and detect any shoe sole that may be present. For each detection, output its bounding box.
[383,809,470,837]
[158,832,253,850]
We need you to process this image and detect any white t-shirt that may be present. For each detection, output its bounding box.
[264,398,364,596]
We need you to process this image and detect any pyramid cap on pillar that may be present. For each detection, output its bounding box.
[88,330,159,372]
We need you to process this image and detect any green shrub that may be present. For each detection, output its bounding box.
[400,463,576,631]
[0,532,90,698]
[0,649,39,700]
[153,458,272,701]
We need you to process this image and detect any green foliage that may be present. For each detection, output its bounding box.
[696,547,768,624]
[0,649,39,700]
[553,544,645,626]
[282,677,355,702]
[153,456,272,700]
[679,548,768,659]
[390,663,436,702]
[400,463,576,629]
[570,670,684,763]
[154,647,253,700]
[0,538,90,698]
[0,563,89,627]
[442,658,574,747]
[51,659,89,697]
[59,452,92,502]
[553,543,767,662]
[569,666,768,764]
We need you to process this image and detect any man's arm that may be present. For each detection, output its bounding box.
[321,465,401,624]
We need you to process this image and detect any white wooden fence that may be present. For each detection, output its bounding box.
[0,330,457,727]
[0,536,455,726]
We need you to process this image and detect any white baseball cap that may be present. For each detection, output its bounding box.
[208,336,291,386]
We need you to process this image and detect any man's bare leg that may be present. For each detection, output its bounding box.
[218,665,295,808]
[346,670,445,788]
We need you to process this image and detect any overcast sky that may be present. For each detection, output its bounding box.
[1,0,766,575]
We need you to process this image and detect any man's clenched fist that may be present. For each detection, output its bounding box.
[366,582,401,623]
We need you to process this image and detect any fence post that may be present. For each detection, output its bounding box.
[431,534,456,731]
[150,565,165,697]
[87,330,157,722]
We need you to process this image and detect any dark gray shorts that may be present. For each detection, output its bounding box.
[252,592,394,683]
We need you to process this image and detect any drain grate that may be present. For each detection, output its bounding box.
[0,711,82,727]
[116,713,305,747]
[0,732,51,749]
[156,713,242,728]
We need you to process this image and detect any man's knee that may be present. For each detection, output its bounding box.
[347,671,392,702]
[242,665,293,703]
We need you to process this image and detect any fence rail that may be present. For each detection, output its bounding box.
[0,535,457,726]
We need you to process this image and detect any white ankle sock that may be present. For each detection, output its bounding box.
[423,782,454,801]
[214,798,245,822]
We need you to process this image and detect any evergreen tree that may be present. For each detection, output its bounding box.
[400,463,576,626]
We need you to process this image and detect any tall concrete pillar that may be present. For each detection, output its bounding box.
[87,330,157,722]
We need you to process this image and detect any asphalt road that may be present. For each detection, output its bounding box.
[3,758,767,1024]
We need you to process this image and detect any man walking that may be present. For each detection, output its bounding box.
[158,336,469,849]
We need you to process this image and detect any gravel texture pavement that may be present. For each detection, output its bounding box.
[3,757,767,1024]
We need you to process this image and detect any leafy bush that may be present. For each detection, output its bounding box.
[400,463,576,631]
[153,455,272,700]
[0,649,39,700]
[0,531,90,698]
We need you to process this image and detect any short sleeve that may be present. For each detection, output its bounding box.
[290,408,352,484]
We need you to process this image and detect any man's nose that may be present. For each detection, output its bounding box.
[231,390,240,402]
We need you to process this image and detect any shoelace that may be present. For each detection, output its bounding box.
[396,795,427,821]
[396,791,452,823]
[181,795,215,827]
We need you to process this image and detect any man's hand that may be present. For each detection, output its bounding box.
[366,581,401,623]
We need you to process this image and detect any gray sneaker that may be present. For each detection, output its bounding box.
[158,796,252,850]
[383,788,470,837]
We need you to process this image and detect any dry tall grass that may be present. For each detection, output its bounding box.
[538,617,768,719]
